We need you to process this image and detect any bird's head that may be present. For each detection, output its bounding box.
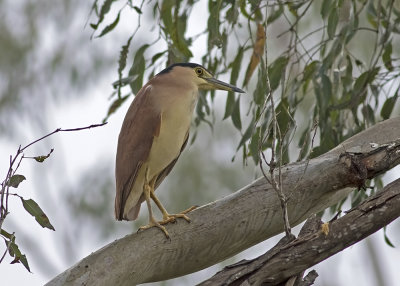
[158,63,245,93]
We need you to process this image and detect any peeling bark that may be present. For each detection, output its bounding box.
[199,179,400,285]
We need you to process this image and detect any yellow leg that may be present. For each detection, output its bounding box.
[150,190,197,224]
[138,169,197,238]
[138,175,170,238]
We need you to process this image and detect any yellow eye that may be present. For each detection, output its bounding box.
[195,67,203,76]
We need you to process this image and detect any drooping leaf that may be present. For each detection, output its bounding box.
[383,226,395,248]
[90,0,117,30]
[225,47,244,119]
[353,68,380,96]
[96,11,120,38]
[207,0,223,49]
[268,56,288,91]
[253,62,267,105]
[7,174,26,188]
[321,0,333,19]
[161,0,174,34]
[151,51,167,65]
[174,13,193,59]
[237,118,255,151]
[231,97,242,130]
[362,104,375,124]
[132,6,142,14]
[223,93,235,120]
[226,1,239,24]
[244,23,266,86]
[327,8,338,39]
[105,94,131,121]
[381,94,398,120]
[128,44,149,94]
[302,61,319,93]
[33,149,54,163]
[267,4,284,23]
[117,34,134,87]
[6,239,31,272]
[382,41,393,71]
[21,198,55,231]
[1,228,12,239]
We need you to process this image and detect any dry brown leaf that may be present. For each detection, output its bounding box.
[244,23,266,86]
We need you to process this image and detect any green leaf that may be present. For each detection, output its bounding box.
[381,94,398,120]
[321,0,333,19]
[362,104,375,124]
[231,97,242,130]
[172,13,193,58]
[133,6,142,14]
[151,51,167,65]
[327,8,338,39]
[34,149,54,163]
[96,11,120,38]
[237,118,255,150]
[1,228,12,239]
[7,174,26,188]
[302,61,319,93]
[276,98,291,136]
[267,4,284,23]
[249,127,260,163]
[208,0,223,49]
[117,34,134,82]
[268,56,288,91]
[161,0,174,34]
[382,41,393,71]
[253,63,267,105]
[383,226,395,248]
[128,44,149,94]
[90,0,116,30]
[223,93,235,120]
[226,2,239,24]
[19,254,31,272]
[21,198,55,231]
[106,94,131,120]
[225,47,244,119]
[6,238,31,272]
[353,68,380,96]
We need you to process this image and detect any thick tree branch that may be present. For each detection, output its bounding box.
[199,178,400,285]
[46,117,400,286]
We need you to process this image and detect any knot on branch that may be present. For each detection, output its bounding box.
[339,153,368,189]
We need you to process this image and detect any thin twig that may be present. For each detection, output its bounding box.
[21,123,107,152]
[0,122,107,264]
[258,4,292,237]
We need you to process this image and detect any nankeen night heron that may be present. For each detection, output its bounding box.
[115,63,245,237]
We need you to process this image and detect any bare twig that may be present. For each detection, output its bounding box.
[21,123,107,151]
[258,4,292,237]
[0,122,107,266]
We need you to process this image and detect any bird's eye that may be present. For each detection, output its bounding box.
[195,68,203,76]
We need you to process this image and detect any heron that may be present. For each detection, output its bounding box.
[115,63,244,238]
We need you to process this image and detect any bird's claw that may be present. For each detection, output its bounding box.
[138,220,170,239]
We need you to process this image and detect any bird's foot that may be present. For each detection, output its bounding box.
[159,206,198,225]
[138,218,170,239]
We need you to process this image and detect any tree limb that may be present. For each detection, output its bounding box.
[46,117,400,286]
[199,178,400,285]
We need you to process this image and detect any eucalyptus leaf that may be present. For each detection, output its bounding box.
[96,11,120,38]
[7,174,26,188]
[21,198,55,231]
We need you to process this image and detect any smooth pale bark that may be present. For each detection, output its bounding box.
[46,117,400,286]
[199,178,400,285]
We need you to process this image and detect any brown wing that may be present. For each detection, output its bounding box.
[114,84,161,220]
